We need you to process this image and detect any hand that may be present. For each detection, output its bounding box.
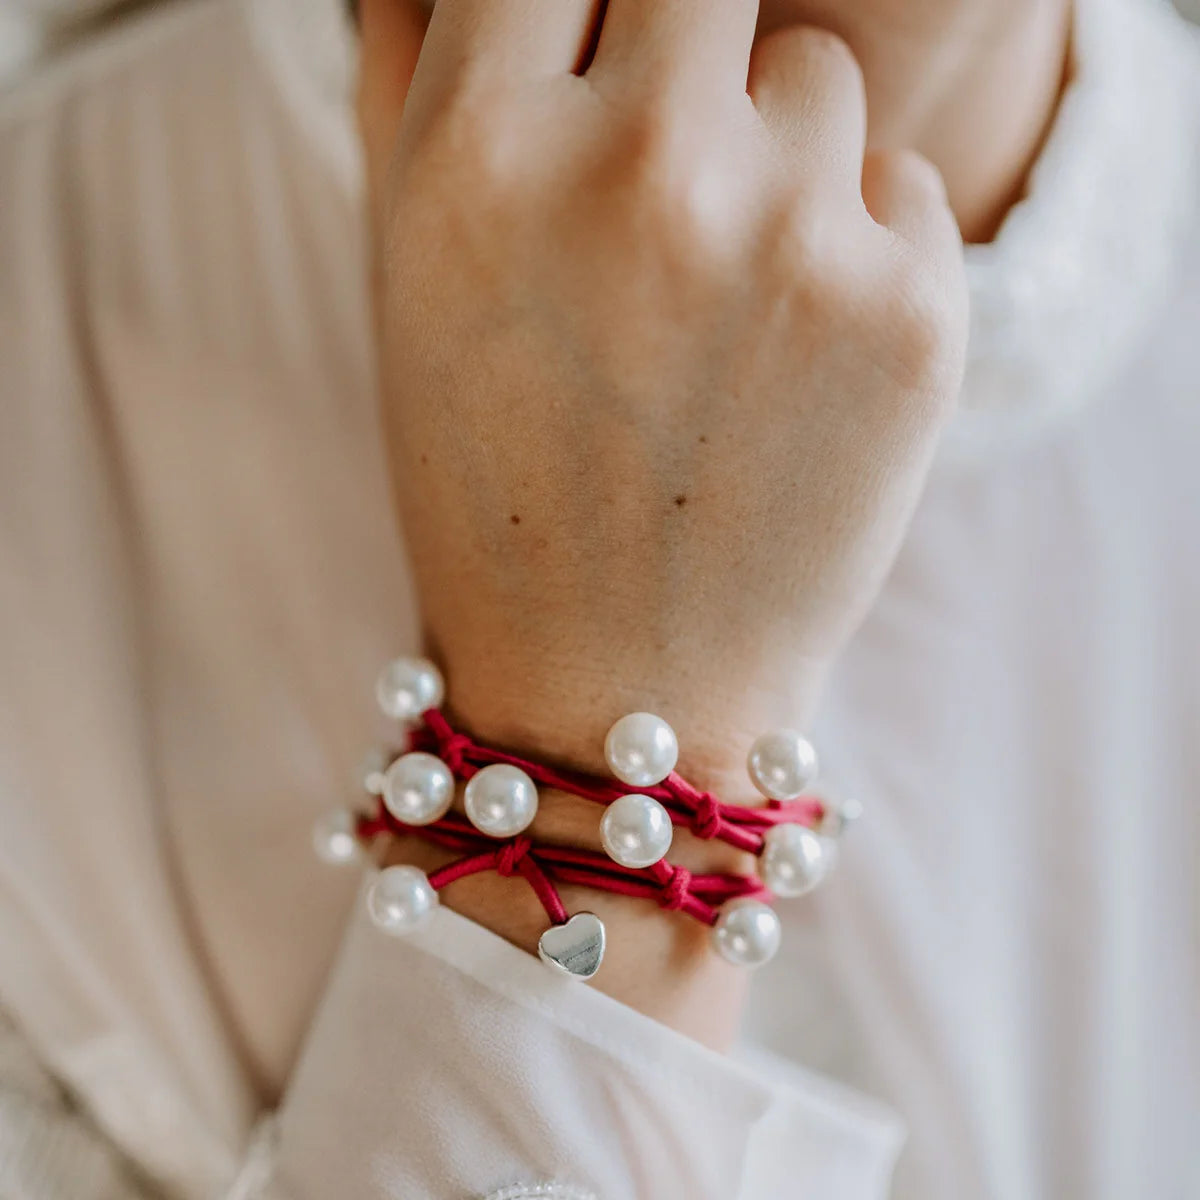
[358,0,967,789]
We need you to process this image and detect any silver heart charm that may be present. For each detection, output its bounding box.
[537,912,606,980]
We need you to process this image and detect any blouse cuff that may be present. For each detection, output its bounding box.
[268,877,903,1199]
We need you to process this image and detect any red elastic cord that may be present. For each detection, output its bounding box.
[358,802,769,928]
[412,708,825,855]
[357,709,823,929]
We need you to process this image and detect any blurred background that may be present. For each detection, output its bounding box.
[2,0,1199,83]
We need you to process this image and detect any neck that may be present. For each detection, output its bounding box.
[764,1,1074,242]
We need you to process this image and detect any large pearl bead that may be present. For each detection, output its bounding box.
[600,793,674,869]
[366,865,439,935]
[464,763,539,837]
[604,712,679,787]
[375,656,444,722]
[711,898,782,968]
[382,752,455,826]
[760,824,835,898]
[746,729,819,801]
[312,808,363,865]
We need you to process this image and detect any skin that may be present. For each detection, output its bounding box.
[754,1,1072,241]
[357,0,1069,1048]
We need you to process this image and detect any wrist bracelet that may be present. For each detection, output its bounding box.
[315,657,860,981]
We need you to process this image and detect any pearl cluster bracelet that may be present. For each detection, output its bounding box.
[315,657,860,980]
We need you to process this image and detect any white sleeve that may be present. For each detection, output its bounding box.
[267,880,903,1200]
[0,1012,158,1200]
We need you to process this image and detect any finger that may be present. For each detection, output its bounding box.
[358,0,429,230]
[419,0,603,83]
[748,26,867,185]
[862,148,960,253]
[591,0,759,96]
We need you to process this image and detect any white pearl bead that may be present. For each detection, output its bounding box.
[760,824,836,897]
[375,656,444,722]
[358,748,389,796]
[746,729,819,801]
[604,712,679,787]
[463,763,539,837]
[366,865,439,935]
[819,794,864,838]
[382,752,455,826]
[311,808,363,865]
[600,793,674,869]
[711,898,782,968]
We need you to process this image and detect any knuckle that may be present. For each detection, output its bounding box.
[666,169,734,253]
[783,203,826,268]
[606,112,732,255]
[611,104,684,192]
[881,271,963,399]
[774,197,843,288]
[412,77,524,191]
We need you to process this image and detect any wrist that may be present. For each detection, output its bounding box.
[438,641,832,800]
[384,789,752,1049]
[363,671,838,1049]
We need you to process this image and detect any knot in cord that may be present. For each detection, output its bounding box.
[690,793,723,841]
[439,732,473,776]
[496,836,533,878]
[660,866,692,912]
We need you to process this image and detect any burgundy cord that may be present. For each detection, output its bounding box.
[414,708,824,853]
[356,710,827,929]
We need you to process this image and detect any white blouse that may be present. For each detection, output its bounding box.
[0,0,1197,1197]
